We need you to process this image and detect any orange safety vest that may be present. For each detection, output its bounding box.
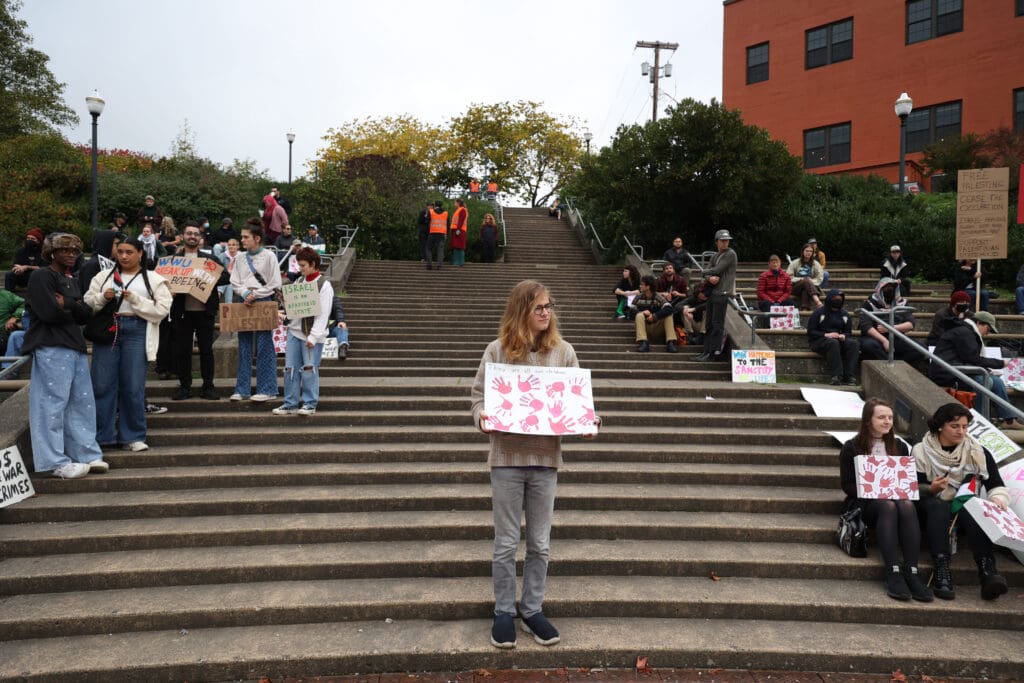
[450,206,467,231]
[429,209,449,235]
[469,181,480,193]
[486,181,498,193]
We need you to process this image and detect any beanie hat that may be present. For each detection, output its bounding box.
[25,228,44,242]
[949,291,971,306]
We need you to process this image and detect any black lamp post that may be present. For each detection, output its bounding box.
[86,90,105,231]
[584,131,593,155]
[894,92,913,194]
[286,131,296,184]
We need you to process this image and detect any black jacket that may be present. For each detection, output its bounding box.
[839,438,911,508]
[23,267,92,354]
[928,318,1003,387]
[806,289,852,343]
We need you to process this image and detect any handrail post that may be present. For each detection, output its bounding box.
[887,307,896,365]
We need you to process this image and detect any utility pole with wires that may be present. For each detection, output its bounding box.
[636,40,678,122]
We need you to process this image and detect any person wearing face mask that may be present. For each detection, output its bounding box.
[927,291,971,347]
[858,277,924,363]
[6,228,45,291]
[807,289,859,385]
[756,254,794,328]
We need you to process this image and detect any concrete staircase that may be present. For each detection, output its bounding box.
[1,209,1023,681]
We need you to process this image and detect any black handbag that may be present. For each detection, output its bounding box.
[836,507,867,558]
[83,297,119,344]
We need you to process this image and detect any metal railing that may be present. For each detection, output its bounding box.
[623,235,644,261]
[562,198,607,252]
[0,355,30,381]
[495,201,508,247]
[727,296,786,346]
[858,307,1024,422]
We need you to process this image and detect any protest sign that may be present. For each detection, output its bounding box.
[0,445,35,508]
[321,338,339,360]
[967,409,1020,464]
[282,281,322,319]
[964,496,1024,552]
[155,256,224,303]
[801,387,864,418]
[854,455,919,500]
[955,167,1009,260]
[219,302,279,332]
[484,363,598,436]
[769,305,800,330]
[731,349,776,383]
[998,458,1024,565]
[272,324,288,353]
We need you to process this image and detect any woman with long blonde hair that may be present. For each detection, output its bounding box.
[480,213,499,263]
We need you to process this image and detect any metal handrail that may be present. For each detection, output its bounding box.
[562,197,607,252]
[857,307,1024,422]
[0,355,30,380]
[726,296,786,346]
[495,202,507,248]
[623,235,644,261]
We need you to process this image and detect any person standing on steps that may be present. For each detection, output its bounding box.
[426,201,448,271]
[479,213,499,263]
[230,219,282,402]
[417,202,432,264]
[471,279,600,650]
[695,229,737,362]
[449,198,468,267]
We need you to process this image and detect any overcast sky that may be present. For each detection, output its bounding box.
[21,0,724,182]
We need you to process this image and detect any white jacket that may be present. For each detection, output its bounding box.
[287,275,334,345]
[85,267,173,362]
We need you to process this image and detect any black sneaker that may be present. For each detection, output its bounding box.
[902,565,934,602]
[636,341,650,353]
[520,612,560,646]
[200,386,220,401]
[829,376,841,386]
[884,565,912,601]
[490,613,516,649]
[171,387,191,401]
[843,376,858,386]
[338,345,347,360]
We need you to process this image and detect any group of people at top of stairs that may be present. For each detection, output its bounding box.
[418,199,500,269]
[466,178,499,202]
[841,399,1013,604]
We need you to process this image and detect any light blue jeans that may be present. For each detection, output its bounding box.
[29,346,103,471]
[490,466,557,618]
[329,325,349,347]
[282,332,323,410]
[91,315,148,445]
[235,298,279,397]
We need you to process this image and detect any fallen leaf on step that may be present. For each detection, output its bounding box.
[258,679,272,683]
[474,669,493,678]
[920,676,935,683]
[556,668,568,676]
[578,668,591,673]
[709,571,721,581]
[708,669,723,674]
[636,656,653,674]
[890,670,908,683]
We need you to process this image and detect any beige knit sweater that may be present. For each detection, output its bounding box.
[470,338,579,468]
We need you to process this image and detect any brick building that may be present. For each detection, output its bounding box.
[722,0,1024,189]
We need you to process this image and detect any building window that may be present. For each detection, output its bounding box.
[805,18,853,69]
[1015,89,1024,132]
[1018,0,1024,16]
[804,123,851,169]
[907,0,963,44]
[905,101,962,152]
[746,42,769,84]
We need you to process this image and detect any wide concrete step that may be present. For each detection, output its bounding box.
[4,617,1019,682]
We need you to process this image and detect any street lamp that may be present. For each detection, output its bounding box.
[286,131,296,184]
[584,131,593,154]
[85,90,105,232]
[894,92,913,194]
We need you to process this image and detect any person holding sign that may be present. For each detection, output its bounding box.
[230,219,282,402]
[471,280,600,649]
[953,259,992,312]
[272,248,333,416]
[86,237,173,452]
[839,399,932,602]
[756,254,794,327]
[912,402,1011,601]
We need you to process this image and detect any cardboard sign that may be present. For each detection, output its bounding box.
[769,305,800,330]
[964,496,1024,552]
[956,167,1009,260]
[155,256,224,303]
[272,323,288,353]
[218,302,279,332]
[731,349,776,384]
[1,445,35,508]
[282,281,322,320]
[967,409,1020,464]
[854,455,919,500]
[483,363,598,436]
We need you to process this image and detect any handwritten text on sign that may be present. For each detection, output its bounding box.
[955,167,1009,260]
[484,363,598,436]
[0,445,35,508]
[964,496,1024,553]
[155,256,223,303]
[282,281,322,319]
[731,349,776,384]
[219,302,279,332]
[855,455,919,500]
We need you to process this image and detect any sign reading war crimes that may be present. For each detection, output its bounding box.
[281,281,322,320]
[1,445,35,509]
[155,256,224,303]
[219,301,279,332]
[955,167,1009,260]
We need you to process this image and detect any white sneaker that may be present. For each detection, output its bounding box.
[145,403,168,414]
[272,406,298,416]
[123,441,150,452]
[297,405,316,416]
[250,393,273,402]
[53,462,89,479]
[87,459,110,473]
[229,393,247,401]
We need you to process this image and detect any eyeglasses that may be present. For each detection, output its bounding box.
[54,248,82,256]
[532,303,554,316]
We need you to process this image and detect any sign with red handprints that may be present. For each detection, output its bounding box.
[769,305,800,330]
[964,497,1024,552]
[484,363,597,436]
[854,455,919,500]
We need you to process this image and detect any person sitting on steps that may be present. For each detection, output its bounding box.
[630,274,679,353]
[807,288,858,385]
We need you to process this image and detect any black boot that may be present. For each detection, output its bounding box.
[931,554,955,600]
[884,564,911,601]
[976,555,1008,601]
[902,565,934,602]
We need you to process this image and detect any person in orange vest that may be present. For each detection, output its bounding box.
[426,201,448,271]
[469,179,481,200]
[449,198,469,267]
[486,179,498,200]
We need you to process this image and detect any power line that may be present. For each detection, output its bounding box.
[596,48,638,143]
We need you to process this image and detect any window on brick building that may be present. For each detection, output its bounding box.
[803,123,851,169]
[905,101,962,152]
[907,0,963,44]
[1017,0,1024,16]
[805,18,853,69]
[746,42,769,84]
[1015,89,1024,132]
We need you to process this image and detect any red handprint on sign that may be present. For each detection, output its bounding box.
[579,405,596,425]
[487,416,512,432]
[548,400,564,418]
[546,381,565,398]
[548,415,578,434]
[491,377,513,395]
[519,415,540,432]
[495,397,514,417]
[519,394,544,413]
[570,376,587,397]
[518,374,540,392]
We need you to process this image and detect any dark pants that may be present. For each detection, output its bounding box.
[418,228,429,262]
[426,233,445,269]
[174,311,216,388]
[861,498,921,568]
[4,270,29,291]
[915,494,993,558]
[155,317,174,374]
[702,293,729,356]
[810,336,859,378]
[481,239,497,263]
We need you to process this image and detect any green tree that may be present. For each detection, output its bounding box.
[0,0,78,139]
[922,127,1023,195]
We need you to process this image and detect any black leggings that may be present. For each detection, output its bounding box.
[915,495,993,558]
[862,499,920,567]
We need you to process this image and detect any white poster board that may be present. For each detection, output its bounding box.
[272,324,288,354]
[1,445,35,508]
[321,338,339,360]
[731,349,776,384]
[998,458,1024,565]
[769,305,800,330]
[964,496,1024,552]
[801,387,865,418]
[854,455,919,500]
[967,409,1020,464]
[483,363,598,436]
